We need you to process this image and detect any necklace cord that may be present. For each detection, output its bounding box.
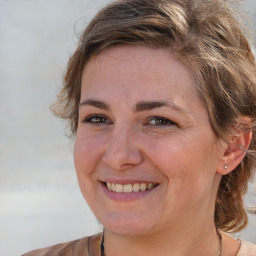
[101,230,105,256]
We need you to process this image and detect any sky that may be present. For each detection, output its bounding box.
[0,0,255,255]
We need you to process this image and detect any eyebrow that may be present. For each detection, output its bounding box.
[79,99,110,110]
[134,100,185,113]
[79,99,187,114]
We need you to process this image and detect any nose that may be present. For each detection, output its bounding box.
[102,126,143,171]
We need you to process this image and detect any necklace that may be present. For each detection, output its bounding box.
[100,230,222,256]
[100,231,105,256]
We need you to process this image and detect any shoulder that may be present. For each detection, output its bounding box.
[236,240,256,256]
[22,233,102,256]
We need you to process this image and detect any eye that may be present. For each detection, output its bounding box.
[83,114,112,125]
[147,116,175,126]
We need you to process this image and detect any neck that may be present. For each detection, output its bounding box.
[104,223,221,256]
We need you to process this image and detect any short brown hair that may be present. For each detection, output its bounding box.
[51,0,256,233]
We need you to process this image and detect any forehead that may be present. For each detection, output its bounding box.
[82,45,194,89]
[81,45,202,110]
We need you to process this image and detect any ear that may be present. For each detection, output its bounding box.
[216,130,252,175]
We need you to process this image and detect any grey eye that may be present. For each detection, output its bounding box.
[84,115,111,124]
[88,116,106,123]
[148,117,175,125]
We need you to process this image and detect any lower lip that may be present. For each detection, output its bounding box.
[100,182,159,201]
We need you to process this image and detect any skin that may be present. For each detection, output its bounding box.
[74,45,243,256]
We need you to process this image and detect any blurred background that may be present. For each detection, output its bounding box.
[0,0,255,255]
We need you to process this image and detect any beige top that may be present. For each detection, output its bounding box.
[22,233,256,256]
[237,240,256,256]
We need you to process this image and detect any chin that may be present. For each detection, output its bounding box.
[105,224,153,237]
[97,212,158,236]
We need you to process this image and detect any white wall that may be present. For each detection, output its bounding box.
[0,1,255,255]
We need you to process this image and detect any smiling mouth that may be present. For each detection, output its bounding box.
[104,182,158,193]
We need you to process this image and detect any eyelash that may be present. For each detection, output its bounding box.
[83,115,175,127]
[146,116,175,126]
[83,114,112,125]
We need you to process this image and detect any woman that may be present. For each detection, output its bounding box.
[23,0,256,255]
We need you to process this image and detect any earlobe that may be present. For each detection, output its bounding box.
[216,130,252,175]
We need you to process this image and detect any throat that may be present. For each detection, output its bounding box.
[102,228,222,256]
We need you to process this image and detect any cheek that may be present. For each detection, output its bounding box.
[146,136,217,193]
[74,133,104,182]
[144,137,188,174]
[74,135,102,203]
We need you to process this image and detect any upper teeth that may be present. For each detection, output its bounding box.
[106,182,154,193]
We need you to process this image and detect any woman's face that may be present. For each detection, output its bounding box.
[74,45,226,236]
